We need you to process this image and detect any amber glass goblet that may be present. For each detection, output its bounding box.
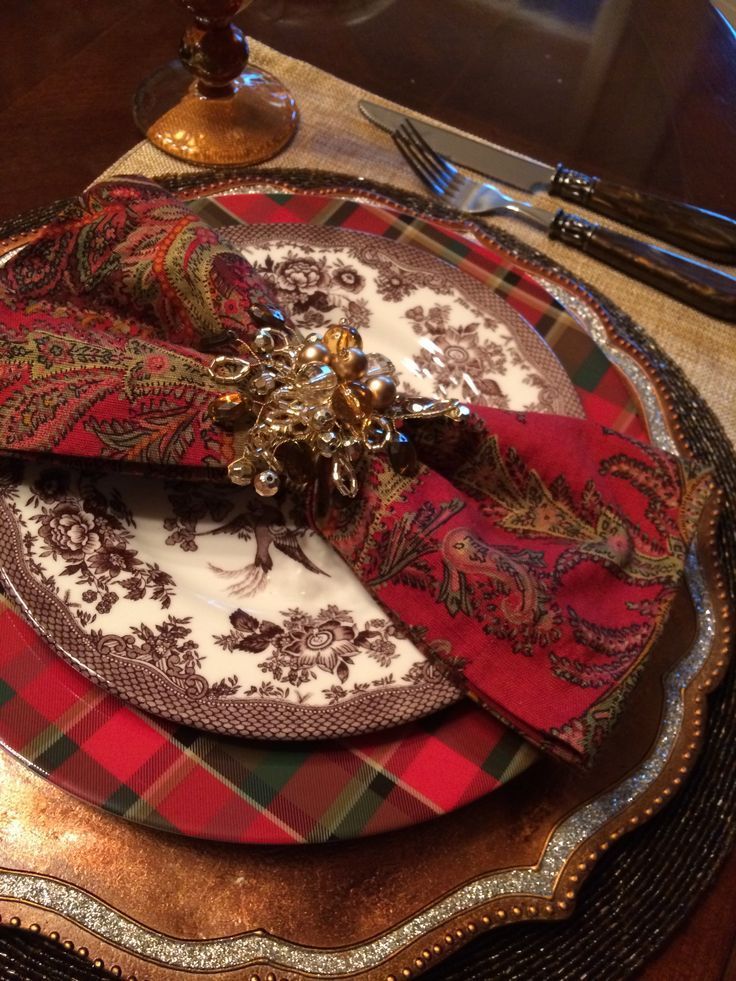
[133,0,297,166]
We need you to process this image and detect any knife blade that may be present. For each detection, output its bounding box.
[359,99,736,264]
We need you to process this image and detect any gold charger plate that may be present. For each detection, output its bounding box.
[0,172,731,981]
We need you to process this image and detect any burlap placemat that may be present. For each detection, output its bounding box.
[103,39,736,447]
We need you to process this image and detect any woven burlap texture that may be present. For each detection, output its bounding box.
[104,39,736,445]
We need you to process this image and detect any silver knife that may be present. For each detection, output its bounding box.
[359,99,736,264]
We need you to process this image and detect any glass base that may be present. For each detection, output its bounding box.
[133,60,298,166]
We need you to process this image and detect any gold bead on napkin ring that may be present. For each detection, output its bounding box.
[207,309,468,498]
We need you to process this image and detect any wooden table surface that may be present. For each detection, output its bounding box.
[1,2,735,978]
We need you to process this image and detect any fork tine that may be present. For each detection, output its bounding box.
[394,123,451,192]
[400,120,456,185]
[392,126,447,195]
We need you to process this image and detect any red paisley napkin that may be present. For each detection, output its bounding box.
[314,411,709,762]
[0,176,712,764]
[2,174,276,347]
[0,175,278,471]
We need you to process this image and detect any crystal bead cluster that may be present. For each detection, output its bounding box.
[207,308,467,498]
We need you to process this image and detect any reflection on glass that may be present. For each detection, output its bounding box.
[256,0,398,27]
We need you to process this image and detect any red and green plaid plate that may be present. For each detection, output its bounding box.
[0,188,646,845]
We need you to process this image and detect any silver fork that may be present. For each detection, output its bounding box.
[392,120,736,322]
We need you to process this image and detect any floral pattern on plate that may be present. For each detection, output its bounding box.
[0,463,460,737]
[231,223,580,414]
[0,217,583,739]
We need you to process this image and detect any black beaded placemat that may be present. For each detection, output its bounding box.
[1,170,734,981]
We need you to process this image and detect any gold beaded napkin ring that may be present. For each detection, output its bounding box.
[206,307,467,498]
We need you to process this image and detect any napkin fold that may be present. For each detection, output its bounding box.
[0,176,712,764]
[0,175,275,471]
[2,175,277,348]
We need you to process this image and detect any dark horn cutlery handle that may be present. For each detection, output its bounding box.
[550,165,736,264]
[549,211,736,321]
